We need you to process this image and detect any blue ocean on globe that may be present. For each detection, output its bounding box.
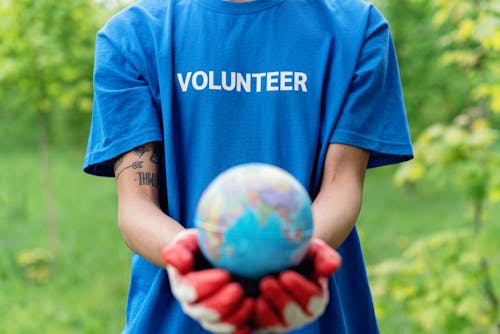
[195,163,313,278]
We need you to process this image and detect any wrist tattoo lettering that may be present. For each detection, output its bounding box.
[115,161,144,179]
[133,146,148,158]
[136,172,159,187]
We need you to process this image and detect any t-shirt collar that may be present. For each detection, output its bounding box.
[193,0,287,14]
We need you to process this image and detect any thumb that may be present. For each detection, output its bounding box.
[309,239,342,277]
[161,229,200,273]
[162,242,194,274]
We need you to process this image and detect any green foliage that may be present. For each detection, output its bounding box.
[0,148,497,333]
[358,167,500,333]
[370,228,500,333]
[0,0,498,332]
[374,0,470,134]
[388,0,500,331]
[431,0,500,117]
[393,0,500,219]
[0,0,110,146]
[396,116,500,205]
[376,0,500,135]
[16,248,54,284]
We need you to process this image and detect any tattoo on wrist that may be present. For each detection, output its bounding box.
[150,145,160,165]
[136,172,159,187]
[133,146,148,158]
[115,161,144,179]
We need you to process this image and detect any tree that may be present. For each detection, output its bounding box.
[0,0,112,263]
[0,0,109,146]
[394,0,500,229]
[372,0,500,332]
[375,0,476,135]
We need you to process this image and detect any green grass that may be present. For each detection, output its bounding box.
[1,147,498,333]
[0,147,129,334]
[358,166,473,264]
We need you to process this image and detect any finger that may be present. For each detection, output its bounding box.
[221,297,254,328]
[167,266,197,303]
[162,243,194,274]
[279,270,328,316]
[184,282,246,322]
[174,229,200,252]
[200,297,254,333]
[161,230,200,273]
[260,276,310,328]
[167,267,231,303]
[253,296,285,330]
[279,270,321,310]
[308,239,342,277]
[183,269,232,301]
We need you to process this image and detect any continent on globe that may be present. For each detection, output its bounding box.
[194,163,314,278]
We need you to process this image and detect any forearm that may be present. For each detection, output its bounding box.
[311,143,369,249]
[114,142,183,268]
[118,196,184,267]
[311,180,363,249]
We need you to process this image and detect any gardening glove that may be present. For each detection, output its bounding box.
[252,238,341,332]
[161,229,254,334]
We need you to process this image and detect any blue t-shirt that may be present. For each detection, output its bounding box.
[83,0,413,333]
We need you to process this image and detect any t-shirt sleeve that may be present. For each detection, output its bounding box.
[330,6,413,168]
[83,29,162,177]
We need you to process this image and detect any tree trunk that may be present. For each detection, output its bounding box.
[36,111,59,257]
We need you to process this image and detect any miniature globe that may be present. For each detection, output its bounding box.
[195,163,314,278]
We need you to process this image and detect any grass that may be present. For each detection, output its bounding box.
[0,146,129,334]
[358,165,472,264]
[1,146,498,333]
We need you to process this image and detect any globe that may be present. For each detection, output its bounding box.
[194,163,314,278]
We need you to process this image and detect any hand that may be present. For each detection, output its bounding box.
[252,238,342,332]
[161,229,254,334]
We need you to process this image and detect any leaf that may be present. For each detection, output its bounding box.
[456,18,476,42]
[394,160,425,185]
[488,185,500,202]
[16,248,52,266]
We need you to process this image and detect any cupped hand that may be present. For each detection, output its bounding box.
[252,238,342,332]
[162,229,254,334]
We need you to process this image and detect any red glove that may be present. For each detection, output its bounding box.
[252,238,341,332]
[161,229,254,334]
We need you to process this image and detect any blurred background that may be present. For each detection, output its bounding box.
[0,0,498,332]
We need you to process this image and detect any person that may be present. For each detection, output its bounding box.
[83,0,413,333]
